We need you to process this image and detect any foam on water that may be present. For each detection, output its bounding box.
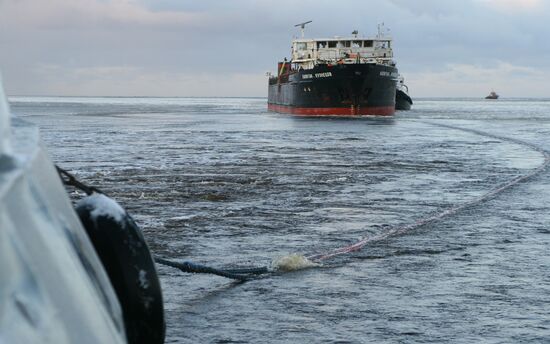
[271,254,321,272]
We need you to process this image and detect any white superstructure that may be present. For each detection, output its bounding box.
[290,25,395,70]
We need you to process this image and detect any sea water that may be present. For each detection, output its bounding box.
[11,97,550,343]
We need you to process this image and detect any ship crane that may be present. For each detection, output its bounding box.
[294,20,312,38]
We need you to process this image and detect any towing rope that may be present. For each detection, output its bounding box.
[153,257,268,281]
[56,166,104,195]
[57,122,550,280]
[56,166,270,281]
[307,122,550,262]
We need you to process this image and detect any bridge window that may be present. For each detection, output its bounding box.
[328,41,337,48]
[296,42,307,50]
[363,40,373,47]
[317,41,328,49]
[376,41,388,49]
[352,41,361,48]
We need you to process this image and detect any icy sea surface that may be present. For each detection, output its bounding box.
[11,97,550,343]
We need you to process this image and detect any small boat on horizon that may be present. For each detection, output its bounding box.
[485,90,499,99]
[267,22,401,116]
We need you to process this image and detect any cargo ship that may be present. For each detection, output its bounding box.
[267,22,400,116]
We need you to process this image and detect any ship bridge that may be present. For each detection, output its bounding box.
[291,36,394,70]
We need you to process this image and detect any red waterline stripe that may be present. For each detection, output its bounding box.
[268,103,395,116]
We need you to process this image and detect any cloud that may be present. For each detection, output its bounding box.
[0,0,209,30]
[15,64,267,97]
[387,0,466,17]
[1,0,550,96]
[477,0,543,12]
[407,62,549,97]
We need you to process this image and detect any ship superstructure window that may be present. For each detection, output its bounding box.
[363,40,373,47]
[328,41,337,48]
[343,41,351,48]
[317,41,327,49]
[296,42,307,50]
[375,41,389,49]
[352,41,362,48]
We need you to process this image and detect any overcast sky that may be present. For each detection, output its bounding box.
[1,0,549,97]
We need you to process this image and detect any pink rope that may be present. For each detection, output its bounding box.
[308,123,550,262]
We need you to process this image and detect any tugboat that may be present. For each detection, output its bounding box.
[395,75,413,110]
[485,90,499,99]
[268,22,399,116]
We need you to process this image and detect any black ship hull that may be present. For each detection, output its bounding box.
[268,64,398,116]
[395,89,413,110]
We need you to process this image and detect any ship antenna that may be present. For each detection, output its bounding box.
[294,20,312,38]
[377,22,386,38]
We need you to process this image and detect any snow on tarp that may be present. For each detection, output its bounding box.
[0,76,126,343]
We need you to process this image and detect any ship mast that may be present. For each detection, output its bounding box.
[377,22,390,38]
[294,20,312,38]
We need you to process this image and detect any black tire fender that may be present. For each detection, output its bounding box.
[76,193,165,344]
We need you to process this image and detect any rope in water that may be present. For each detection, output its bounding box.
[57,122,550,280]
[152,123,550,277]
[153,257,268,281]
[57,166,104,195]
[307,122,550,262]
[56,166,270,281]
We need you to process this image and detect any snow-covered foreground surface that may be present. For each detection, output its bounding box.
[0,86,126,343]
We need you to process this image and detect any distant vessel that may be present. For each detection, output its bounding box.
[268,22,399,116]
[395,75,413,110]
[485,91,499,99]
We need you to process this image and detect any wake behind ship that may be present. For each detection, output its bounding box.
[268,23,399,116]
